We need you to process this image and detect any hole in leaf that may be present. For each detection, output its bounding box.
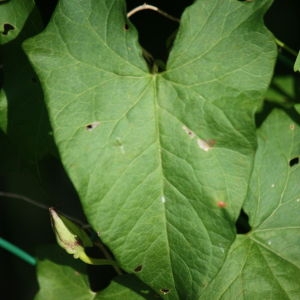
[134,265,142,272]
[85,121,100,131]
[235,209,251,234]
[289,157,299,167]
[124,23,129,30]
[2,23,15,35]
[160,288,170,295]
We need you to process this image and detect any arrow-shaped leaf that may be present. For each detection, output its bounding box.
[24,0,276,298]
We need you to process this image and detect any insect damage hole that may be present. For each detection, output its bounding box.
[124,23,129,30]
[85,121,100,131]
[289,157,299,167]
[235,209,251,234]
[2,23,15,35]
[134,265,143,272]
[160,288,170,295]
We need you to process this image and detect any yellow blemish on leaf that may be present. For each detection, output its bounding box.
[197,138,215,151]
[182,125,195,138]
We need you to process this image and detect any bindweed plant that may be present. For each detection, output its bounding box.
[1,0,300,299]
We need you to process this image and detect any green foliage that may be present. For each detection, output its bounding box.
[49,207,117,265]
[35,245,157,299]
[201,108,300,298]
[294,51,300,72]
[1,0,300,299]
[0,0,54,160]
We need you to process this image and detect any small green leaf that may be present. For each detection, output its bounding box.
[294,51,300,72]
[35,245,91,300]
[49,207,91,257]
[35,245,157,300]
[49,208,117,266]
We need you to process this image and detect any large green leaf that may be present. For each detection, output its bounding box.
[24,0,276,298]
[200,109,300,298]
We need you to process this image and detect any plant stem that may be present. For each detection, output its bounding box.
[127,3,180,23]
[0,191,49,210]
[0,191,122,272]
[0,191,87,227]
[275,38,298,57]
[94,240,123,275]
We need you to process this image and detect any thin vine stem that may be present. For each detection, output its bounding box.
[127,3,180,23]
[0,191,120,269]
[127,3,299,71]
[275,38,298,57]
[0,191,87,227]
[0,191,49,210]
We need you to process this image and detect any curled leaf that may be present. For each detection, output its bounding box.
[49,208,117,266]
